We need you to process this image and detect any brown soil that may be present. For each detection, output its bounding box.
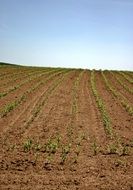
[95,72,133,140]
[127,72,133,79]
[0,69,56,109]
[116,72,133,90]
[0,68,47,91]
[105,71,133,105]
[0,67,133,190]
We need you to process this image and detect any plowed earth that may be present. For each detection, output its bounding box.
[0,66,133,190]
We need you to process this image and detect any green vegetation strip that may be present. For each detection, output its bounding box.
[0,69,67,117]
[24,69,72,128]
[90,70,112,136]
[66,70,84,141]
[12,70,81,165]
[0,68,58,98]
[0,68,48,90]
[110,71,133,94]
[0,68,33,80]
[1,95,26,117]
[118,71,133,84]
[102,71,133,115]
[71,70,84,115]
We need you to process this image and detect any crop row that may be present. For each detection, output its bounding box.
[0,69,46,97]
[2,70,78,166]
[90,71,131,155]
[33,71,85,165]
[71,70,84,115]
[110,71,133,95]
[23,69,72,130]
[65,70,85,164]
[118,71,133,84]
[126,72,133,79]
[0,67,34,81]
[2,69,132,168]
[0,68,58,98]
[48,70,85,164]
[90,70,112,137]
[102,71,133,115]
[0,69,67,118]
[0,66,36,76]
[0,70,71,146]
[0,68,48,89]
[22,134,75,166]
[0,67,23,78]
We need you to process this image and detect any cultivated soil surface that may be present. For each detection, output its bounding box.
[0,65,133,190]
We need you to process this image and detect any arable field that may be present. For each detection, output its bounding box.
[0,64,133,190]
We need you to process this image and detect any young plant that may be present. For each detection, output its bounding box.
[34,143,41,152]
[1,95,25,117]
[120,145,129,156]
[45,136,60,154]
[107,143,118,154]
[60,143,71,165]
[73,144,81,164]
[23,139,33,152]
[92,140,99,155]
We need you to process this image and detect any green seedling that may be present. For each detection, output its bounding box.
[23,139,33,152]
[92,140,99,155]
[1,95,26,117]
[49,142,58,154]
[45,154,53,165]
[34,143,41,151]
[60,143,71,164]
[120,145,129,156]
[0,92,7,98]
[77,133,86,144]
[45,136,60,154]
[73,143,82,164]
[107,143,117,154]
[1,102,17,117]
[75,144,80,156]
[56,134,61,144]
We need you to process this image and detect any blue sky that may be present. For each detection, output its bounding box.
[0,0,133,70]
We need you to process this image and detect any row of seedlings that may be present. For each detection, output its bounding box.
[62,70,85,164]
[118,71,133,84]
[0,69,66,117]
[90,70,113,137]
[21,71,79,168]
[25,70,84,167]
[23,69,72,130]
[0,67,36,81]
[0,67,49,91]
[110,71,133,95]
[91,70,130,156]
[101,71,133,115]
[0,68,55,98]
